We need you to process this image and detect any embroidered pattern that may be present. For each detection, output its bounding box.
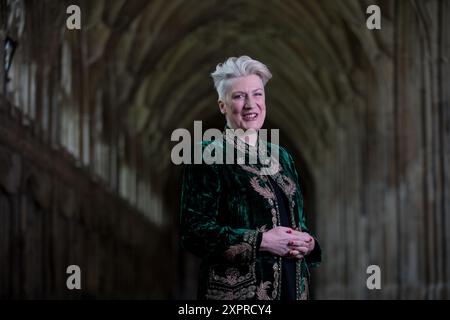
[224,130,281,176]
[223,230,258,262]
[296,260,301,299]
[240,164,262,176]
[223,243,252,262]
[249,176,275,200]
[207,230,261,300]
[300,277,309,300]
[225,268,240,285]
[207,265,257,300]
[244,230,259,261]
[210,267,253,286]
[256,281,272,300]
[256,225,268,233]
[206,284,257,300]
[277,175,296,197]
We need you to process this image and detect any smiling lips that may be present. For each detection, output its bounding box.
[242,113,258,121]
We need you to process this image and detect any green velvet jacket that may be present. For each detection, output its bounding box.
[180,130,321,300]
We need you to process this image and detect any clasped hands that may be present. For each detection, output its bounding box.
[259,226,315,259]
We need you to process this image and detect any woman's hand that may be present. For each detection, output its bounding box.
[259,227,314,259]
[259,227,315,260]
[286,230,315,259]
[259,226,295,256]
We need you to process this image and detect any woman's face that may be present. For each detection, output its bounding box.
[219,74,266,131]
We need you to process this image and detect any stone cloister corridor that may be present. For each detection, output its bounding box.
[0,0,449,299]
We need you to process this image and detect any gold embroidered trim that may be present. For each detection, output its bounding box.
[272,262,280,299]
[249,176,276,200]
[256,225,268,233]
[296,259,301,299]
[210,267,254,287]
[223,230,259,262]
[223,243,252,262]
[276,175,296,198]
[223,130,281,175]
[206,284,257,300]
[300,277,309,300]
[207,264,257,300]
[243,165,298,229]
[256,281,272,300]
[244,229,258,262]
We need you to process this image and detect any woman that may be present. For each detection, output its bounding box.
[180,56,321,300]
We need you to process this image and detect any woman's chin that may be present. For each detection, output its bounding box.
[240,121,262,131]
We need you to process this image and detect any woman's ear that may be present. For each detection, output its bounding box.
[218,100,226,115]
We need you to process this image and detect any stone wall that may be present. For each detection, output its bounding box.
[0,0,174,299]
[313,0,450,299]
[0,0,448,299]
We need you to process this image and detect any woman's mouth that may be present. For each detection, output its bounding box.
[242,113,258,121]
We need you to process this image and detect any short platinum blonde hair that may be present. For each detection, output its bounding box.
[210,55,272,101]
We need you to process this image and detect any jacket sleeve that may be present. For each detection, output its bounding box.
[285,150,322,268]
[179,162,263,263]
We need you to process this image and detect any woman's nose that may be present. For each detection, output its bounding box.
[244,96,253,108]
